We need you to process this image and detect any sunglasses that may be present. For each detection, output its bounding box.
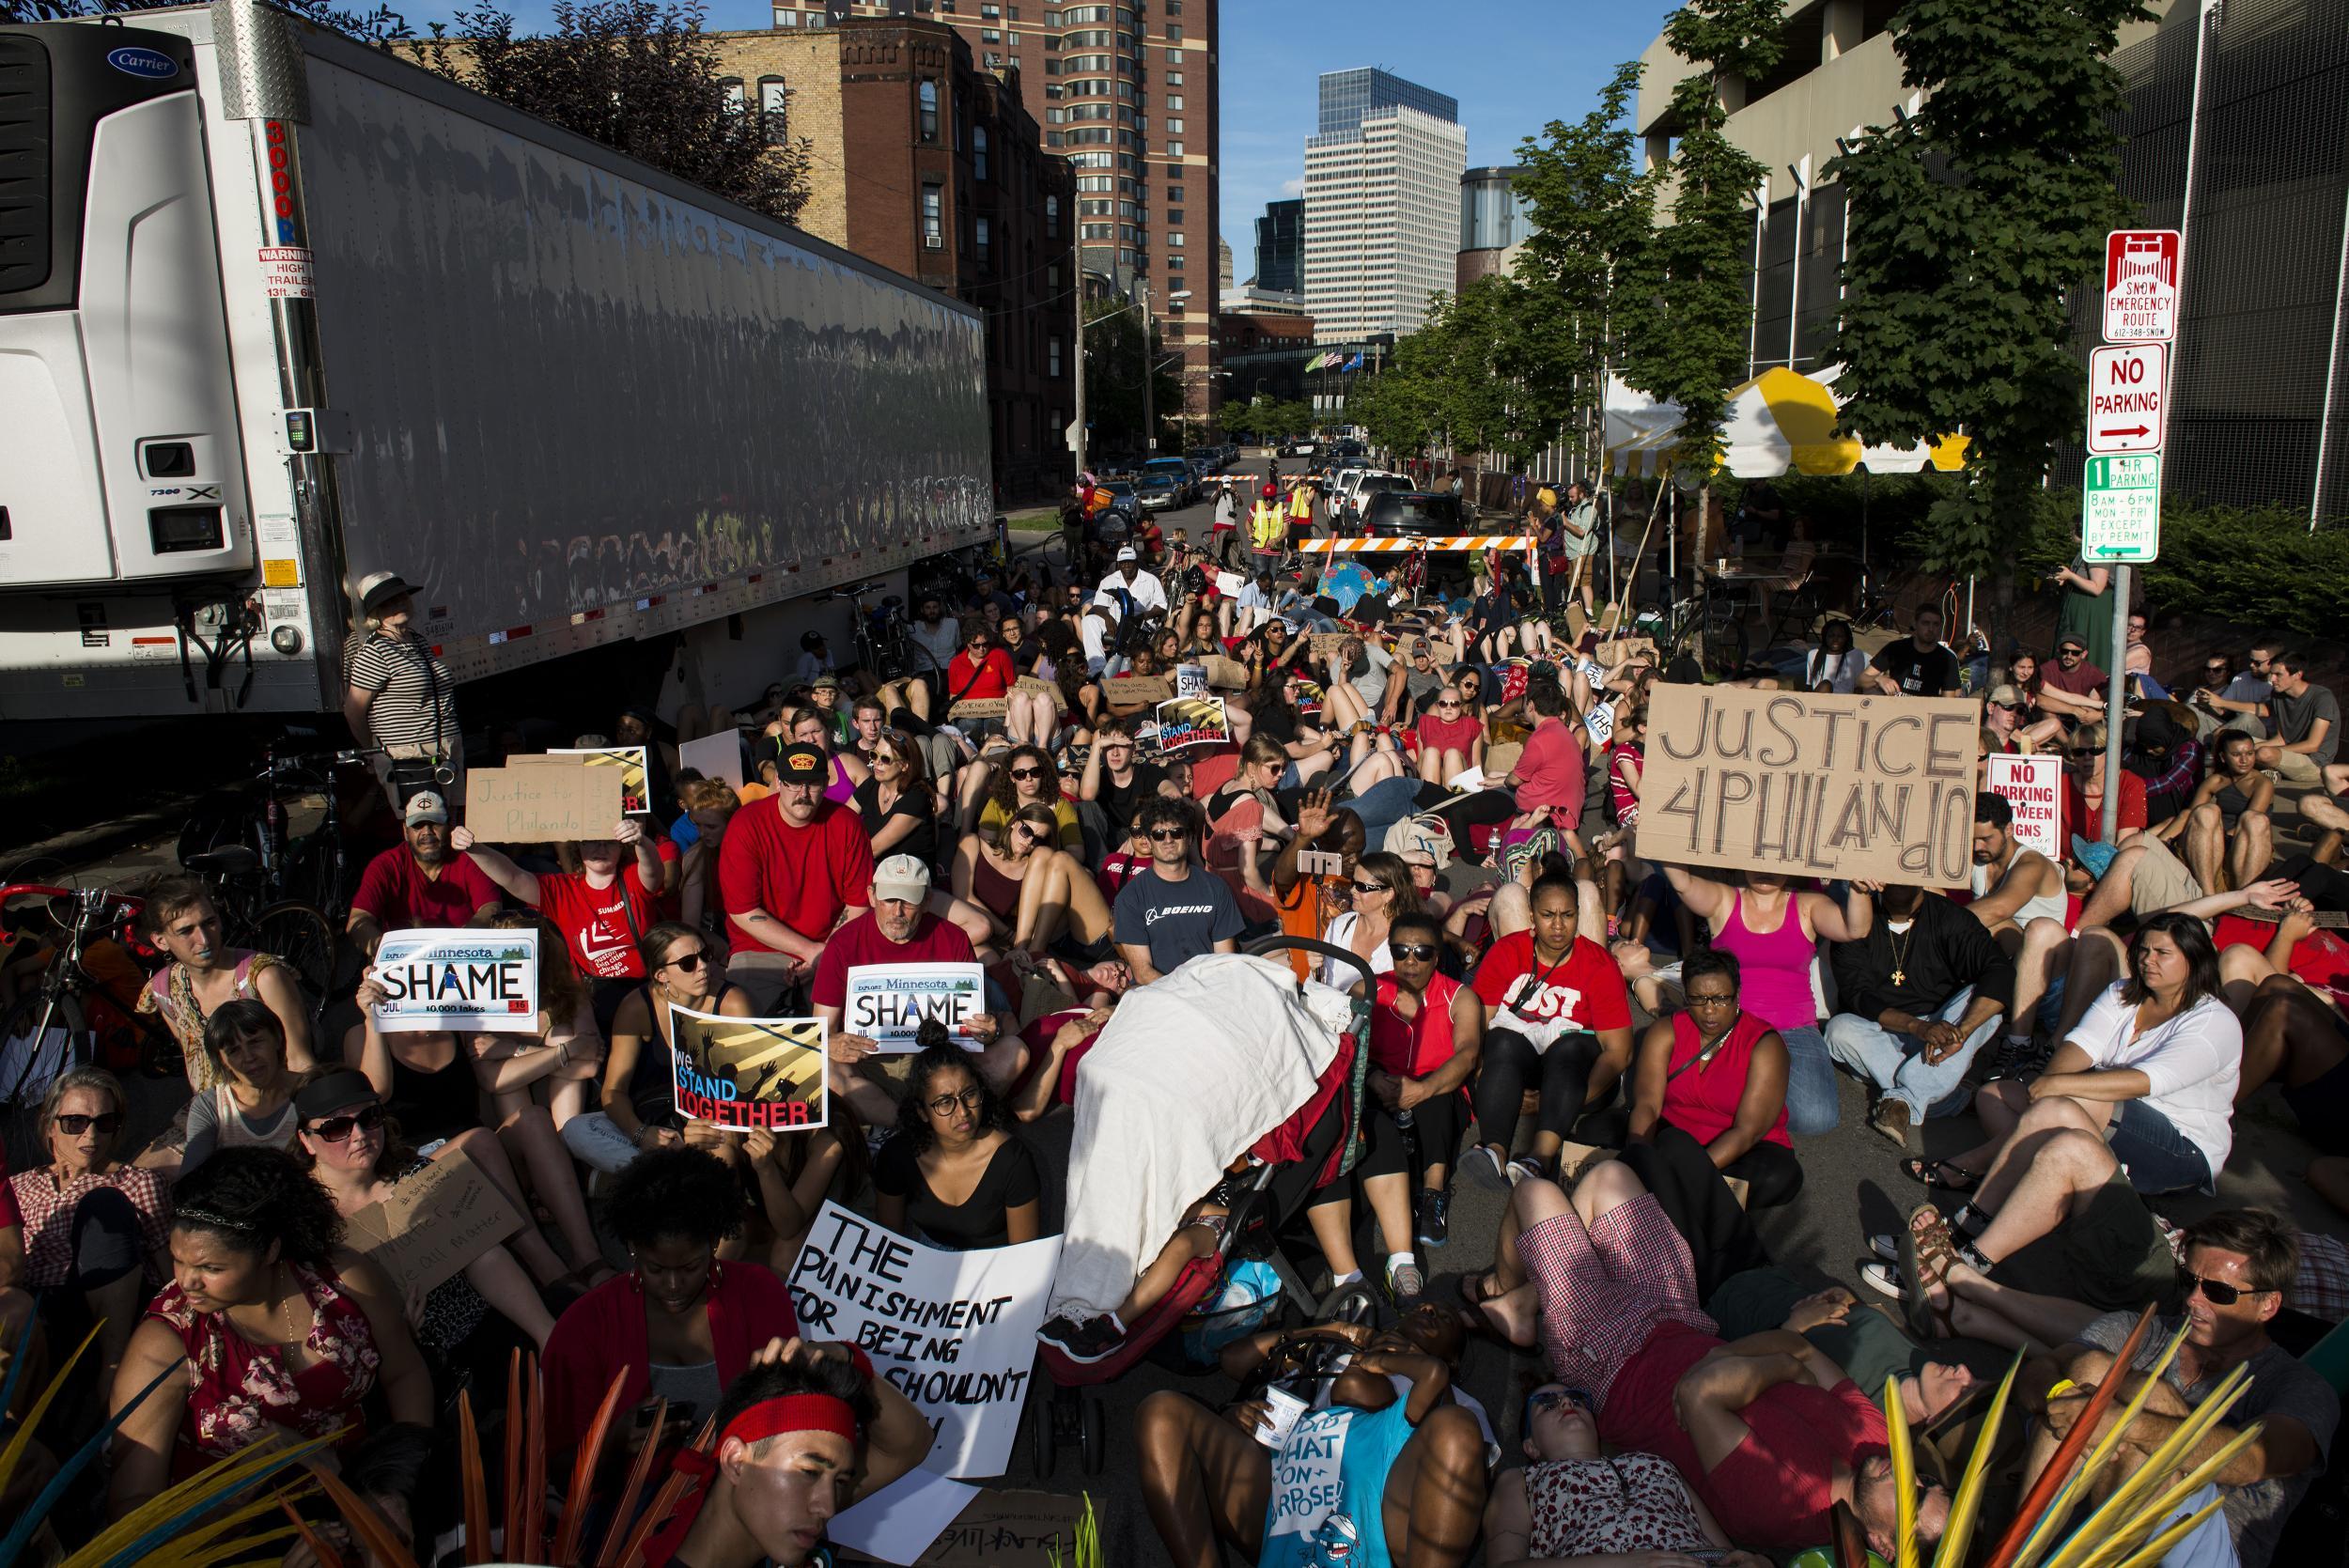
[1353,880,1390,895]
[1434,700,1459,709]
[663,949,708,972]
[1391,942,1439,960]
[1526,1387,1593,1418]
[54,1111,123,1136]
[1013,822,1050,840]
[926,1085,987,1117]
[1993,701,2023,712]
[1009,767,1046,781]
[1148,827,1189,842]
[306,1104,389,1142]
[2179,1268,2264,1307]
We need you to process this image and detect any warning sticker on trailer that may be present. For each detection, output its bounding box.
[263,558,302,587]
[130,635,178,662]
[257,246,315,299]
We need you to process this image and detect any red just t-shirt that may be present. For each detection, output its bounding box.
[1471,932,1631,1033]
[717,799,875,955]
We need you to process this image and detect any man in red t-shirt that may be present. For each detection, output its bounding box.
[1506,682,1589,849]
[1471,1160,1952,1556]
[2025,633,2110,746]
[717,743,875,1009]
[347,791,504,958]
[810,855,1022,1124]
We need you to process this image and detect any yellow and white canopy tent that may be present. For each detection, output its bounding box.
[1606,365,1969,479]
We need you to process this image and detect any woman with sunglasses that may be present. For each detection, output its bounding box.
[539,1145,801,1458]
[10,1066,170,1395]
[134,877,316,1091]
[565,921,755,1174]
[854,728,943,869]
[941,621,1017,740]
[1486,1381,1767,1568]
[1237,665,1341,788]
[148,1000,300,1178]
[978,744,1081,853]
[288,1068,554,1377]
[107,1145,431,1520]
[1321,852,1418,991]
[1365,910,1483,1261]
[1412,686,1486,786]
[874,1031,1043,1250]
[1626,948,1801,1215]
[954,801,1116,961]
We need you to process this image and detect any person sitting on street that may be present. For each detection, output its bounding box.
[2254,649,2340,789]
[1865,604,1961,698]
[716,741,876,1008]
[451,815,666,1030]
[1626,949,1801,1211]
[2020,632,2111,746]
[561,920,754,1174]
[143,999,299,1177]
[136,877,317,1089]
[1367,910,1482,1256]
[953,800,1116,962]
[975,743,1081,852]
[1963,790,2071,1077]
[345,789,502,961]
[1826,881,2015,1147]
[2158,726,2277,893]
[1112,796,1244,985]
[873,1029,1044,1250]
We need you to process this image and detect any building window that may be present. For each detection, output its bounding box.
[773,8,798,24]
[757,76,789,143]
[1166,209,1182,224]
[923,184,944,247]
[1049,336,1064,377]
[1045,193,1061,237]
[1167,184,1183,200]
[976,216,991,266]
[973,124,988,179]
[1166,93,1182,109]
[1165,24,1180,40]
[919,78,940,141]
[1168,231,1184,246]
[721,77,745,115]
[1167,254,1186,269]
[1166,116,1182,132]
[1164,44,1180,59]
[1167,141,1183,156]
[1165,70,1182,85]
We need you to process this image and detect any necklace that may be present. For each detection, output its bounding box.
[1886,920,1916,987]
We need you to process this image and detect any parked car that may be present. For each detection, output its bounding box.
[1346,474,1414,526]
[1360,489,1466,537]
[1135,474,1181,512]
[1281,437,1320,457]
[1143,457,1198,506]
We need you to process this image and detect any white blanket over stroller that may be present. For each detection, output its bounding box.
[1049,954,1353,1322]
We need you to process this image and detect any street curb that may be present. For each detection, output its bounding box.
[7,800,197,877]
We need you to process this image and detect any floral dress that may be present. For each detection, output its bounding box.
[146,1262,380,1461]
[1524,1453,1712,1557]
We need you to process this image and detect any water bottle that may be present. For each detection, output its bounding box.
[1394,1106,1415,1128]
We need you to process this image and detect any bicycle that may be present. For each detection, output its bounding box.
[0,882,154,1142]
[176,741,374,1005]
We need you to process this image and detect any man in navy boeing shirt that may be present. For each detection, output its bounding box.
[1112,796,1243,983]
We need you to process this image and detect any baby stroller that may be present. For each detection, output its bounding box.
[1028,938,1377,1474]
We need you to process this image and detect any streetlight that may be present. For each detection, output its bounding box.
[1142,285,1191,455]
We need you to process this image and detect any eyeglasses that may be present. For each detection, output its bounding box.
[1009,767,1046,781]
[1392,942,1439,960]
[926,1085,987,1117]
[663,949,708,972]
[1353,880,1390,895]
[1686,991,1739,1008]
[1148,827,1189,842]
[2178,1268,2264,1307]
[306,1104,389,1142]
[53,1111,123,1136]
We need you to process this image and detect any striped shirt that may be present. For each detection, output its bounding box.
[348,631,458,751]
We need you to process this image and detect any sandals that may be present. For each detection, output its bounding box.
[1901,1157,1983,1194]
[1454,1269,1534,1350]
[1898,1204,1958,1341]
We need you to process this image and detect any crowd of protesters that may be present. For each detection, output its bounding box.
[2,467,2347,1568]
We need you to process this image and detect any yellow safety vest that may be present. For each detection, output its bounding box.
[1288,488,1312,520]
[1250,501,1286,551]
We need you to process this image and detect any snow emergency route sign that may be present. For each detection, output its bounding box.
[2087,344,2167,455]
[2082,454,2163,564]
[2103,229,2181,343]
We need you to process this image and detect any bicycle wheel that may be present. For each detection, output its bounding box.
[248,901,339,1006]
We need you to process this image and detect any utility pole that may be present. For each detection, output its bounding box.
[1140,280,1158,454]
[1070,225,1086,481]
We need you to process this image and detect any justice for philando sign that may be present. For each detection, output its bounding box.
[1634,686,1981,887]
[788,1202,1063,1479]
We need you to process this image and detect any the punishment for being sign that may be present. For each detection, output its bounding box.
[1635,686,1979,887]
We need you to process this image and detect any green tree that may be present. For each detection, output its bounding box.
[421,0,814,226]
[1828,0,2152,591]
[1512,59,1658,475]
[1617,1,1783,544]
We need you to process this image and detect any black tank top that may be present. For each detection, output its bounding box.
[385,1039,482,1149]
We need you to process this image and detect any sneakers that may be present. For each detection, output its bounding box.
[1461,1144,1511,1190]
[1385,1258,1427,1303]
[1415,1188,1451,1250]
[1860,1260,1903,1298]
[1983,1034,2053,1082]
[1870,1097,1915,1149]
[1036,1312,1124,1365]
[1505,1156,1547,1188]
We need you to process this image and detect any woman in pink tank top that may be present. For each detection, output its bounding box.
[1659,867,1875,1137]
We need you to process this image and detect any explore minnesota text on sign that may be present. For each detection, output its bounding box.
[1634,686,1979,887]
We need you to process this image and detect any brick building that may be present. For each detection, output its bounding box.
[771,0,1223,442]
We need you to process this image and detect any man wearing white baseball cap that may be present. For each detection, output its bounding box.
[1094,544,1168,624]
[808,854,1027,1125]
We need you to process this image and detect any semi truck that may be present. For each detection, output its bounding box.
[0,0,990,731]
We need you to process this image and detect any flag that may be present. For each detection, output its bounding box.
[1344,353,1362,372]
[1304,351,1329,371]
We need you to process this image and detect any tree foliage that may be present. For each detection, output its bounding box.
[1347,277,1555,478]
[1081,293,1182,461]
[419,0,813,227]
[1224,399,1314,443]
[1828,0,2154,579]
[1615,0,1783,484]
[1510,59,1657,473]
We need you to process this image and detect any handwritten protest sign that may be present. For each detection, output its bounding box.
[838,1487,1092,1568]
[1156,695,1230,752]
[1309,631,1351,662]
[1636,686,1977,886]
[671,1003,828,1129]
[1202,653,1250,691]
[371,927,540,1033]
[1595,635,1657,668]
[1264,1408,1357,1549]
[1104,675,1171,705]
[846,963,986,1051]
[343,1149,524,1293]
[464,763,623,843]
[549,745,651,815]
[948,699,1008,722]
[677,731,744,795]
[789,1203,1064,1478]
[1013,675,1067,713]
[1987,753,2064,862]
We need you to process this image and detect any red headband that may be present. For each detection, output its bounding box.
[719,1393,859,1452]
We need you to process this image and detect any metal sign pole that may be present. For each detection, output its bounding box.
[2101,564,2132,845]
